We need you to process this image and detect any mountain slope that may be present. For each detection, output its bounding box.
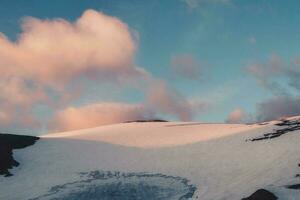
[1,117,300,200]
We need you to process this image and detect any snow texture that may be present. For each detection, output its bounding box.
[1,117,300,200]
[29,170,196,200]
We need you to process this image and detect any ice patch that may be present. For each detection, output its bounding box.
[30,170,197,200]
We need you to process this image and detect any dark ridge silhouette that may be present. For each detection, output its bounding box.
[241,189,277,200]
[249,118,300,141]
[0,133,39,177]
[125,119,168,123]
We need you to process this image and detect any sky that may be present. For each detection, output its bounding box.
[1,0,300,135]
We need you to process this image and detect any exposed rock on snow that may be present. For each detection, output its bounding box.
[241,189,277,200]
[249,118,300,141]
[284,163,300,190]
[286,183,300,189]
[0,134,39,177]
[125,119,168,123]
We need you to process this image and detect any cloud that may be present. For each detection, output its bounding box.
[0,104,41,129]
[247,55,281,81]
[50,103,154,131]
[0,111,12,126]
[49,79,208,131]
[49,75,207,131]
[184,0,199,8]
[0,10,205,132]
[146,80,205,121]
[171,54,202,80]
[0,9,142,87]
[183,0,231,8]
[285,58,300,91]
[246,55,296,96]
[247,54,300,121]
[0,10,146,129]
[256,96,300,122]
[247,55,282,78]
[225,108,251,124]
[248,36,256,44]
[50,81,208,131]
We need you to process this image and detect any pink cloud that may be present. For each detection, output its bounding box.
[146,80,200,121]
[0,10,144,129]
[246,55,288,96]
[49,103,154,131]
[171,54,202,80]
[0,9,141,87]
[0,111,11,126]
[49,78,207,131]
[0,9,206,132]
[256,96,300,122]
[49,78,206,131]
[226,108,250,124]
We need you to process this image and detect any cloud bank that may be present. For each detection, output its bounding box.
[0,9,141,87]
[256,96,300,122]
[0,9,144,129]
[0,10,204,132]
[50,103,154,131]
[225,108,249,124]
[146,81,200,121]
[247,55,300,121]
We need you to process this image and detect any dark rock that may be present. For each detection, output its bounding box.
[242,189,277,200]
[125,119,168,123]
[0,133,39,177]
[287,184,300,189]
[250,119,300,141]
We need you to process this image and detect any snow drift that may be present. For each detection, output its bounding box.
[1,117,300,200]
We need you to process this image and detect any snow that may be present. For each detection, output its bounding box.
[1,117,300,200]
[42,122,263,148]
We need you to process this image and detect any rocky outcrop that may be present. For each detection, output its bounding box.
[249,118,300,141]
[0,134,39,177]
[242,189,277,200]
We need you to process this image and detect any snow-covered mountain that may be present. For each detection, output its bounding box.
[1,117,300,200]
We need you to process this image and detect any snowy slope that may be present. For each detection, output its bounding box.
[1,118,300,200]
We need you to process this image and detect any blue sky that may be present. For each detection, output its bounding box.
[1,0,300,134]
